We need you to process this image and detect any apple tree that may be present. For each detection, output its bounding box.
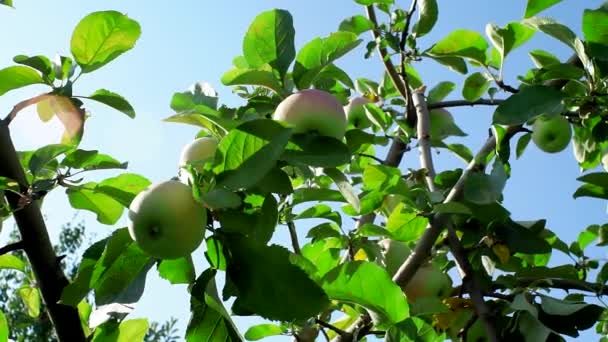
[1,0,608,341]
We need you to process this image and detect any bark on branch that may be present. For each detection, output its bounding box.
[0,120,85,341]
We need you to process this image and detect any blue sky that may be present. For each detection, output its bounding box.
[0,0,606,340]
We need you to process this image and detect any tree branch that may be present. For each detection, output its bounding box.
[287,220,302,255]
[0,121,85,341]
[412,89,436,189]
[0,240,25,256]
[446,225,498,342]
[427,98,505,110]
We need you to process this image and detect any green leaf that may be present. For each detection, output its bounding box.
[17,286,41,317]
[413,0,438,38]
[293,31,362,89]
[0,0,13,7]
[339,15,373,36]
[29,144,73,176]
[523,17,576,48]
[0,66,45,96]
[218,194,278,246]
[67,183,124,225]
[324,168,360,213]
[221,66,285,95]
[321,261,409,327]
[60,237,108,306]
[0,310,8,342]
[226,238,330,321]
[215,119,291,190]
[492,86,564,125]
[583,6,608,45]
[462,72,491,101]
[529,49,561,68]
[387,208,429,242]
[282,135,351,168]
[61,149,127,171]
[427,81,456,103]
[428,29,488,64]
[292,188,345,205]
[426,55,468,74]
[86,89,136,118]
[244,324,286,341]
[95,173,151,207]
[157,256,196,285]
[524,0,562,18]
[0,255,26,272]
[13,55,54,81]
[486,22,535,68]
[71,11,141,73]
[243,9,295,80]
[92,319,149,342]
[516,132,532,159]
[186,270,242,342]
[201,188,242,210]
[464,160,507,204]
[574,172,608,200]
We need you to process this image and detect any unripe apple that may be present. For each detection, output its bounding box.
[273,89,347,139]
[178,137,218,184]
[128,180,206,259]
[379,239,452,302]
[344,96,372,129]
[531,115,571,153]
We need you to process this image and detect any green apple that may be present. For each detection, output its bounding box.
[273,89,347,139]
[379,239,452,302]
[178,137,218,184]
[128,180,206,259]
[531,115,571,153]
[345,96,372,129]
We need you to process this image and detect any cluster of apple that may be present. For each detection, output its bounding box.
[126,89,373,260]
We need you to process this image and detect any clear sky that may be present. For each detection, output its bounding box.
[0,0,606,341]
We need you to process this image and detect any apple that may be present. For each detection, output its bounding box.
[178,137,218,184]
[531,114,571,153]
[128,180,206,259]
[379,239,452,302]
[344,96,372,129]
[273,89,347,139]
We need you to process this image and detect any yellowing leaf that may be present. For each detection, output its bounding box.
[353,248,368,261]
[492,243,511,264]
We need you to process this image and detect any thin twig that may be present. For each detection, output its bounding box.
[287,221,302,255]
[357,153,385,165]
[0,240,25,256]
[427,98,505,110]
[315,319,348,336]
[400,0,418,52]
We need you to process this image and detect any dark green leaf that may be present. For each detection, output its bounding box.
[13,55,54,81]
[71,11,141,73]
[221,66,284,95]
[493,86,564,125]
[583,6,608,45]
[427,81,456,103]
[282,134,351,168]
[226,238,330,321]
[413,0,438,38]
[324,168,360,213]
[574,172,608,200]
[60,237,109,306]
[215,119,291,190]
[87,89,136,118]
[29,144,73,176]
[426,55,468,74]
[516,132,532,159]
[462,72,491,101]
[529,49,561,68]
[61,149,127,171]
